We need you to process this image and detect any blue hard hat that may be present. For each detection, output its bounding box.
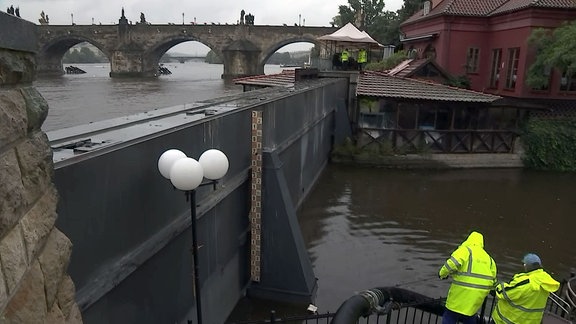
[523,253,542,266]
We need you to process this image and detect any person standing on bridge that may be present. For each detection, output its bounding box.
[490,253,559,324]
[439,231,497,324]
[357,48,367,71]
[340,48,350,70]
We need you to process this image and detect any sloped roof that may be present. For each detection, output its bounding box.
[491,0,576,15]
[357,71,501,102]
[402,0,576,25]
[234,70,295,87]
[317,22,383,47]
[387,58,451,80]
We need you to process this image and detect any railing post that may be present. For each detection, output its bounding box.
[478,297,488,324]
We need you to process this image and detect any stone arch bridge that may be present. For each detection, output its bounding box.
[37,20,336,78]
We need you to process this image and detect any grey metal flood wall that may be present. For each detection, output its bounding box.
[50,77,350,324]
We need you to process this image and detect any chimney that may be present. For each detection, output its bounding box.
[423,1,431,15]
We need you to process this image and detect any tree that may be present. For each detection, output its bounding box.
[397,0,423,22]
[526,20,576,89]
[204,50,223,64]
[330,0,423,46]
[331,0,385,30]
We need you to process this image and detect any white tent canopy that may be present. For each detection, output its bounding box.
[317,23,383,48]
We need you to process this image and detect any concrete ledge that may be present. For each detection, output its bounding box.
[333,153,525,169]
[0,12,37,53]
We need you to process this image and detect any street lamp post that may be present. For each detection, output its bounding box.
[157,148,229,324]
[182,13,185,25]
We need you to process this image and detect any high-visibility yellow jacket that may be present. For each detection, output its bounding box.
[341,50,349,62]
[439,231,497,316]
[492,269,560,324]
[358,49,367,63]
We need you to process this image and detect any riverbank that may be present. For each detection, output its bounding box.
[332,152,524,169]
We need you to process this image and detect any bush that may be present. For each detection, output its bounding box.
[365,50,408,71]
[521,118,576,171]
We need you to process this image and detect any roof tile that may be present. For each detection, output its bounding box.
[234,70,295,87]
[403,0,576,24]
[356,71,500,102]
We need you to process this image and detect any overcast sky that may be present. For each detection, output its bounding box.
[4,0,405,54]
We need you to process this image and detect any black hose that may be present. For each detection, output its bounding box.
[330,295,372,324]
[330,287,445,324]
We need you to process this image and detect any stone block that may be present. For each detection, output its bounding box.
[38,229,72,309]
[56,276,76,319]
[20,87,49,132]
[46,303,65,323]
[0,149,27,238]
[3,260,47,323]
[0,261,8,312]
[0,223,28,294]
[15,132,54,204]
[0,50,35,86]
[20,187,58,262]
[0,89,27,151]
[65,302,83,324]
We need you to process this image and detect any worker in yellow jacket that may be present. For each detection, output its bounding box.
[357,48,367,71]
[439,231,497,324]
[491,253,560,324]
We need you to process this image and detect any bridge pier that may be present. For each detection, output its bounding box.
[36,53,65,76]
[109,50,158,78]
[221,44,263,79]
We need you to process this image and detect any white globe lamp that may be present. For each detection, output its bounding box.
[199,149,229,180]
[169,157,204,191]
[158,149,187,179]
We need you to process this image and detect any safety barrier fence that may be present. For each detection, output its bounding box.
[228,276,576,324]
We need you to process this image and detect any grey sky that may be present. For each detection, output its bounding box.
[3,0,404,54]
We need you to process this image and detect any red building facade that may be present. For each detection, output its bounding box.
[400,0,576,101]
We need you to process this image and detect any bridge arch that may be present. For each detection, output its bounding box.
[144,36,219,75]
[259,37,320,68]
[37,36,111,76]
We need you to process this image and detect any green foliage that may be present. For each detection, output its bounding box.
[330,0,423,46]
[446,75,471,89]
[332,137,396,162]
[331,0,385,28]
[205,50,308,65]
[63,47,108,63]
[521,118,576,171]
[364,50,408,71]
[332,135,432,163]
[526,20,576,88]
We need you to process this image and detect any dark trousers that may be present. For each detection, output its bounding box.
[442,308,478,324]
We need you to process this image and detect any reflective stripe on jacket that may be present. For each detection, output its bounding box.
[492,269,560,324]
[439,232,497,316]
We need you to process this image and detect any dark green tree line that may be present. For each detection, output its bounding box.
[63,47,108,63]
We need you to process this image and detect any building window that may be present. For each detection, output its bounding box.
[466,47,480,73]
[489,49,502,88]
[505,48,520,89]
[560,71,576,92]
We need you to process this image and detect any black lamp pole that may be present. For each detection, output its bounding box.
[187,190,203,324]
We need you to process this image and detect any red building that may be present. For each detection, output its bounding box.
[400,0,576,113]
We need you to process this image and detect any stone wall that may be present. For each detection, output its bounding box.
[0,12,82,323]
